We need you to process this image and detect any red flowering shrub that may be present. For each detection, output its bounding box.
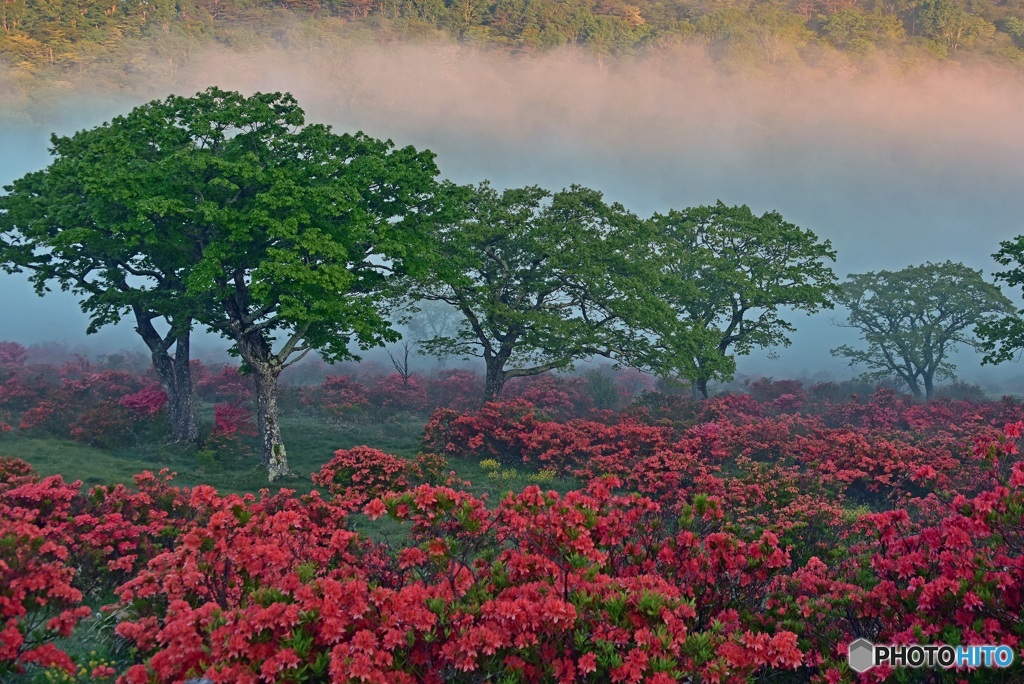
[424,369,483,412]
[68,401,145,448]
[422,400,542,466]
[196,365,253,404]
[311,447,464,509]
[111,487,426,684]
[611,367,655,402]
[212,403,257,437]
[0,456,35,491]
[0,341,28,381]
[312,446,414,507]
[0,369,53,422]
[300,374,369,419]
[504,374,592,420]
[11,369,153,443]
[367,373,430,415]
[7,372,1024,681]
[109,475,806,683]
[119,386,168,417]
[0,470,93,677]
[622,390,702,427]
[0,514,92,677]
[746,378,807,406]
[197,403,258,464]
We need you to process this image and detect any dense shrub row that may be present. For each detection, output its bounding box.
[3,381,1024,681]
[0,339,659,449]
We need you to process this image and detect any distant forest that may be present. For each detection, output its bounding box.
[4,0,1024,87]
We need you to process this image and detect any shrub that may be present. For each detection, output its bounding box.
[312,446,416,507]
[67,402,143,449]
[300,374,369,420]
[367,373,430,415]
[425,369,483,412]
[195,366,253,404]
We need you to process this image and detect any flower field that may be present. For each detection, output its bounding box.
[2,350,1024,682]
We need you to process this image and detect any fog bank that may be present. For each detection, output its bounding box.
[3,45,1024,389]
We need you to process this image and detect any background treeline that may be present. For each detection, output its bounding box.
[4,0,1024,85]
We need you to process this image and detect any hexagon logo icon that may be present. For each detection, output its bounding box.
[848,638,875,673]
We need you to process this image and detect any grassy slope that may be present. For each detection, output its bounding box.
[0,408,580,501]
[0,412,425,495]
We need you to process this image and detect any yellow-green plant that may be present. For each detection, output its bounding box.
[528,468,557,483]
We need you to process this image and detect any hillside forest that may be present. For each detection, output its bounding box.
[4,0,1024,96]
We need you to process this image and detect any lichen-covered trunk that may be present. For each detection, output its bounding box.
[252,363,291,482]
[235,331,292,482]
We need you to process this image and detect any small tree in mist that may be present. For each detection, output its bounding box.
[395,299,461,370]
[403,182,677,401]
[647,201,839,399]
[387,341,416,386]
[831,261,1013,402]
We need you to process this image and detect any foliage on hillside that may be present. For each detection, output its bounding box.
[3,0,1024,95]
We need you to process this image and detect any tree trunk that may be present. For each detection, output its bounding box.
[168,330,198,443]
[251,362,292,482]
[237,331,292,482]
[135,310,197,444]
[484,360,506,402]
[905,377,923,401]
[923,373,934,402]
[690,377,709,400]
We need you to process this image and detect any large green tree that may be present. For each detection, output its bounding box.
[405,182,676,401]
[167,88,442,480]
[649,201,838,399]
[3,87,444,480]
[832,261,1013,401]
[1,114,202,444]
[976,237,1024,366]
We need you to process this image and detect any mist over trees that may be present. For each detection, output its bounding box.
[0,115,202,444]
[3,86,1022,479]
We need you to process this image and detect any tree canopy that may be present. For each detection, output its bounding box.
[832,261,1013,401]
[648,201,838,398]
[2,86,446,480]
[166,88,443,479]
[404,182,673,400]
[0,107,204,443]
[977,236,1024,365]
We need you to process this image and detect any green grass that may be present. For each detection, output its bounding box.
[0,408,580,502]
[0,409,428,496]
[0,405,580,554]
